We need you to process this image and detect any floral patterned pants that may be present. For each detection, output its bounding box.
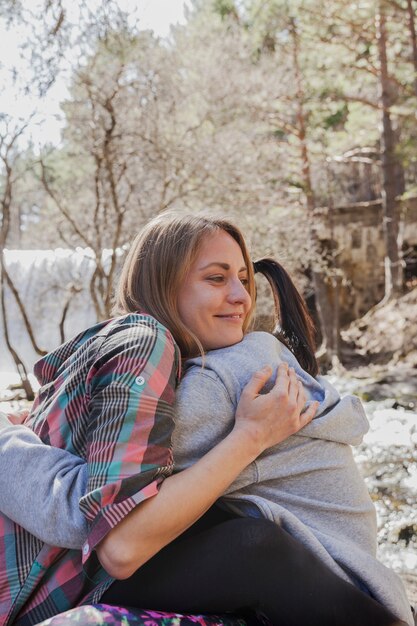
[34,603,269,626]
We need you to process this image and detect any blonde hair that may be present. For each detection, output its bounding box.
[115,211,256,357]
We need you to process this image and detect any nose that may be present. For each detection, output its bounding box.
[228,278,251,306]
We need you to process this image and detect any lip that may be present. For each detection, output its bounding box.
[215,314,244,322]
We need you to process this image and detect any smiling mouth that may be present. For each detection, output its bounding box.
[215,314,244,320]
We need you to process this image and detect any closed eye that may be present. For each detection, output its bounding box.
[207,275,225,283]
[206,275,248,286]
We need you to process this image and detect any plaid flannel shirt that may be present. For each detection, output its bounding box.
[0,313,180,626]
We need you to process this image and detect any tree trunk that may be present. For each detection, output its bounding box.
[406,0,417,97]
[376,1,403,299]
[290,16,340,365]
[1,260,47,356]
[59,284,82,343]
[0,269,34,401]
[0,124,44,394]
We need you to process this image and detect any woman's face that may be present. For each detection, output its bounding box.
[177,230,252,352]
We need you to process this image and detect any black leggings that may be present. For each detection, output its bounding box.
[101,505,405,626]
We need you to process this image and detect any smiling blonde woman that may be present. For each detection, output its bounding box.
[0,212,411,626]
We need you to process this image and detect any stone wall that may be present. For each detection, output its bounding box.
[313,195,417,324]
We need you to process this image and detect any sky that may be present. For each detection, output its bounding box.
[134,0,191,33]
[0,0,191,146]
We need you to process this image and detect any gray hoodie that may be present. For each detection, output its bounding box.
[172,332,412,625]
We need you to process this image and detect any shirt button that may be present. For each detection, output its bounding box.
[135,376,145,386]
[83,543,89,556]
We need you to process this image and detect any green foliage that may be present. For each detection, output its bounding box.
[323,104,349,131]
[213,0,238,19]
[271,128,287,139]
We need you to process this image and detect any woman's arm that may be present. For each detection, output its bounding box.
[0,330,313,566]
[0,411,88,548]
[97,363,317,579]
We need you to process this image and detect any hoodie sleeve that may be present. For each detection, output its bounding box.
[80,320,178,563]
[0,411,88,548]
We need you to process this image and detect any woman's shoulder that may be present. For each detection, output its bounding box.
[233,331,284,355]
[106,313,177,346]
[34,314,180,388]
[197,332,280,376]
[88,313,181,386]
[243,331,278,345]
[94,313,180,367]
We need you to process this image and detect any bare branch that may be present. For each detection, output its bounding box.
[1,260,47,355]
[39,159,95,249]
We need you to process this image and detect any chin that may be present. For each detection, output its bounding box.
[211,333,244,351]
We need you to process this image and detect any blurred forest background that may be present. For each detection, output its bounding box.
[0,0,416,601]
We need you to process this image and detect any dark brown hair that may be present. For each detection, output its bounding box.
[253,258,318,376]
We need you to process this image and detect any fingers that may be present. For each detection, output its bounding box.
[241,365,272,399]
[272,362,290,396]
[270,365,305,409]
[296,379,306,412]
[301,401,319,425]
[287,367,300,404]
[275,365,317,430]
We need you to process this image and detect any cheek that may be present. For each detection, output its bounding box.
[177,281,222,331]
[178,285,206,326]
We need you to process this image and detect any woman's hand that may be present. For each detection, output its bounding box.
[5,409,29,425]
[234,362,318,456]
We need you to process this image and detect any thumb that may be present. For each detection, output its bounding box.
[242,366,272,398]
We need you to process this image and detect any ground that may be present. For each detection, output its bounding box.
[342,285,417,370]
[338,285,417,606]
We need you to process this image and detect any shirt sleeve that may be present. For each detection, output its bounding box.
[0,411,88,548]
[80,318,178,562]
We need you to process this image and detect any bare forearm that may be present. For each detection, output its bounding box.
[97,428,259,579]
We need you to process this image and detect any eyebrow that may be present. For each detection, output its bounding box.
[198,262,247,272]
